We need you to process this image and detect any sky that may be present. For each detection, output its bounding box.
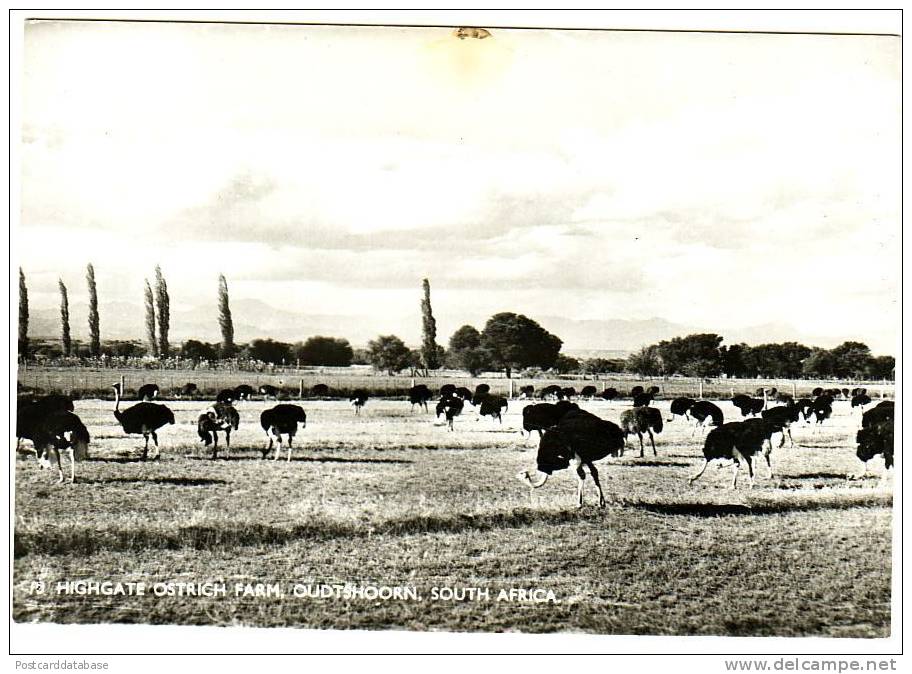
[17,20,901,353]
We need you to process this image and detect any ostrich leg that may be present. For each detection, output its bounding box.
[273,434,282,461]
[142,433,150,460]
[67,447,75,483]
[588,463,606,507]
[286,435,293,462]
[689,459,709,484]
[151,431,159,460]
[572,456,586,508]
[648,429,656,456]
[638,432,645,458]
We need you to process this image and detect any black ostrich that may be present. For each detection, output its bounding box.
[632,392,654,408]
[851,394,872,410]
[630,386,645,398]
[310,383,330,397]
[855,401,895,477]
[436,396,464,431]
[31,410,91,483]
[520,401,579,441]
[112,384,174,460]
[731,394,764,417]
[471,384,491,406]
[539,384,564,400]
[620,407,663,457]
[453,387,473,402]
[233,385,255,401]
[259,384,280,401]
[439,384,457,399]
[216,389,236,404]
[518,385,535,400]
[350,390,369,415]
[137,384,160,401]
[689,421,772,489]
[810,397,833,427]
[667,397,695,423]
[579,385,598,400]
[260,404,307,461]
[16,394,75,454]
[561,387,578,400]
[812,387,825,398]
[760,403,801,448]
[180,383,198,398]
[478,395,508,423]
[600,387,619,401]
[794,398,814,423]
[689,400,724,435]
[197,403,240,459]
[516,409,625,508]
[408,385,433,412]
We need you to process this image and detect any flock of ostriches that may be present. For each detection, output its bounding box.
[16,381,895,508]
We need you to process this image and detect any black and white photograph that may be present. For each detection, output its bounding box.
[9,9,901,658]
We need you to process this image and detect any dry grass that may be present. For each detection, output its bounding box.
[12,397,892,636]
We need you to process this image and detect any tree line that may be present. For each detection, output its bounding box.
[17,269,894,381]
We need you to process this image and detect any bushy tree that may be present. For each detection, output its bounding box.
[294,336,354,366]
[480,313,562,378]
[802,348,836,378]
[367,335,412,375]
[868,355,895,380]
[245,338,293,364]
[446,325,490,376]
[626,345,663,376]
[656,333,723,377]
[552,354,581,374]
[582,358,626,375]
[829,341,873,379]
[720,343,751,378]
[180,340,219,361]
[105,340,148,358]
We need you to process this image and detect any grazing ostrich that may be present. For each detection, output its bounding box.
[112,384,175,460]
[561,387,578,400]
[667,397,695,422]
[137,384,160,401]
[311,383,330,397]
[539,384,564,400]
[260,404,307,461]
[471,384,491,405]
[689,400,724,435]
[775,392,794,405]
[600,387,618,401]
[630,386,645,398]
[453,387,473,402]
[516,409,625,508]
[259,384,280,401]
[854,401,894,478]
[216,389,236,404]
[620,407,663,457]
[632,392,654,408]
[760,403,801,448]
[180,383,198,398]
[408,384,433,412]
[520,401,579,441]
[350,390,369,414]
[197,402,240,459]
[810,399,833,427]
[579,385,597,400]
[478,395,508,423]
[731,394,764,417]
[518,385,535,400]
[794,398,814,423]
[851,394,872,410]
[32,411,91,483]
[439,384,456,399]
[16,394,75,454]
[689,421,771,489]
[233,384,255,401]
[436,396,464,431]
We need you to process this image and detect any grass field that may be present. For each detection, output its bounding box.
[12,396,893,636]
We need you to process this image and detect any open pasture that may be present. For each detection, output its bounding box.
[13,396,892,636]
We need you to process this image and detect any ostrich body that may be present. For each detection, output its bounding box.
[436,396,464,431]
[518,385,535,400]
[16,394,75,454]
[620,407,663,457]
[580,386,598,400]
[112,384,175,460]
[136,384,160,401]
[855,401,894,477]
[477,395,508,423]
[517,409,625,508]
[794,398,814,423]
[408,385,433,412]
[311,383,330,397]
[32,411,90,483]
[761,403,800,448]
[689,400,724,435]
[632,392,654,408]
[689,421,772,489]
[198,402,240,459]
[561,387,577,400]
[600,387,618,401]
[216,389,236,404]
[630,386,645,398]
[453,387,473,402]
[259,384,280,401]
[439,384,457,399]
[520,401,578,441]
[179,383,198,398]
[350,390,368,415]
[732,394,765,417]
[667,397,695,422]
[539,385,563,401]
[851,394,872,410]
[260,404,307,461]
[233,385,255,401]
[471,384,491,406]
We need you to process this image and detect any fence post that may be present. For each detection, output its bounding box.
[509,380,514,399]
[299,378,305,399]
[792,382,797,398]
[699,380,704,399]
[120,374,125,393]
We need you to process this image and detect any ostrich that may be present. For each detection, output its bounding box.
[851,394,872,410]
[439,384,457,399]
[311,383,330,397]
[32,411,91,483]
[520,401,579,441]
[112,384,175,460]
[600,387,618,401]
[233,384,255,401]
[137,384,160,401]
[632,392,654,408]
[478,395,508,423]
[471,384,491,406]
[259,384,280,401]
[731,394,764,417]
[630,386,645,398]
[197,402,240,459]
[561,387,578,400]
[620,407,663,457]
[216,389,236,404]
[667,397,695,422]
[579,385,597,400]
[760,403,801,448]
[408,384,433,413]
[539,385,564,400]
[855,401,894,477]
[16,394,75,454]
[688,421,771,489]
[516,409,625,508]
[810,399,833,427]
[689,400,724,435]
[812,387,825,397]
[179,383,198,398]
[436,396,464,431]
[350,390,369,414]
[260,404,307,461]
[794,398,814,423]
[518,385,535,400]
[453,387,473,402]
